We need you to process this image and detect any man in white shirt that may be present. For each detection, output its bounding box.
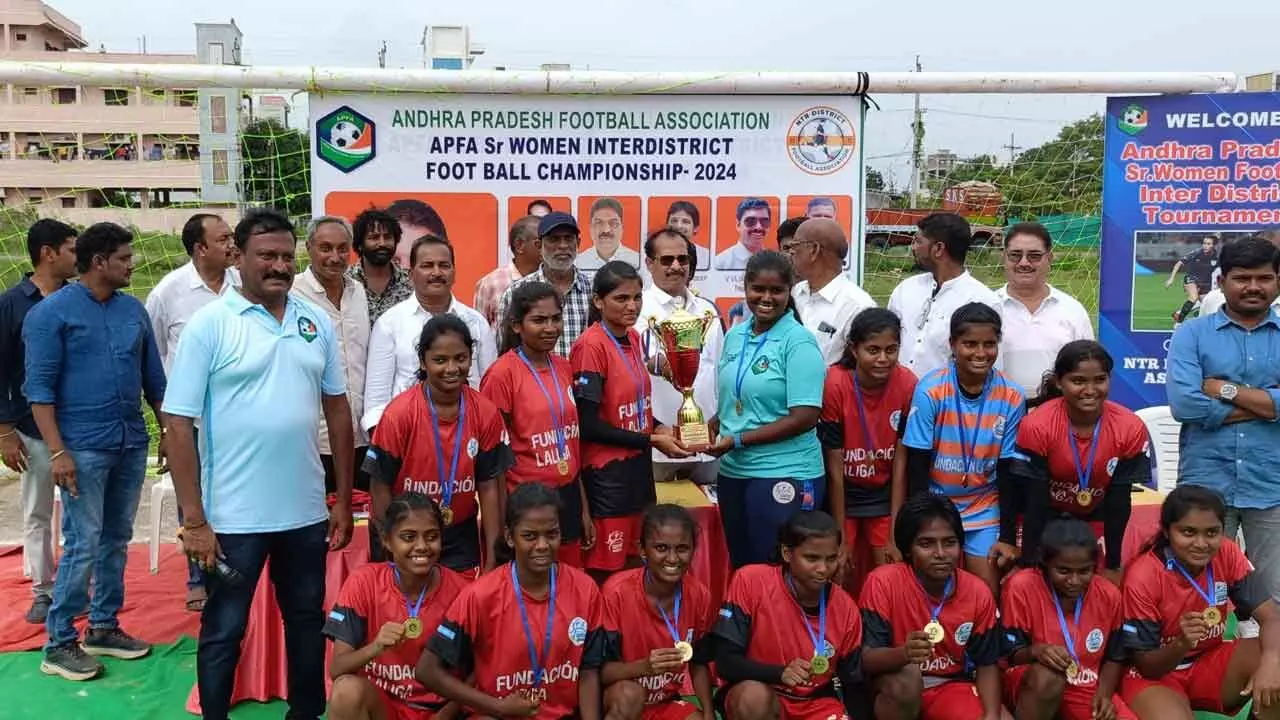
[714,197,771,270]
[1199,229,1280,317]
[143,212,237,613]
[785,218,876,365]
[290,217,371,496]
[577,197,639,270]
[994,222,1093,398]
[636,227,724,485]
[887,212,1002,378]
[362,235,495,432]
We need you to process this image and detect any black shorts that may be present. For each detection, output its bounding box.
[1182,275,1211,293]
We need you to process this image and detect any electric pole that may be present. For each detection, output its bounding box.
[1003,132,1023,164]
[378,40,387,69]
[909,55,925,209]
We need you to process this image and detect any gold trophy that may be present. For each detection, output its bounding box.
[649,301,717,447]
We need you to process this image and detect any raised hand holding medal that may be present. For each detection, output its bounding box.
[919,574,954,645]
[516,348,572,477]
[1170,556,1221,626]
[425,386,465,525]
[392,564,429,640]
[786,573,831,675]
[1067,414,1103,507]
[1048,577,1084,681]
[650,569,693,663]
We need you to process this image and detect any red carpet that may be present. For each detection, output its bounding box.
[0,543,197,653]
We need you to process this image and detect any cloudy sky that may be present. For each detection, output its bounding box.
[48,0,1279,187]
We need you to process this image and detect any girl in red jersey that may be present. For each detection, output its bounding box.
[860,494,1009,720]
[1003,517,1134,720]
[324,493,470,720]
[712,510,863,720]
[601,504,716,720]
[1119,485,1280,720]
[819,308,917,589]
[419,482,605,720]
[572,261,690,581]
[365,315,513,576]
[481,280,594,567]
[1014,341,1150,585]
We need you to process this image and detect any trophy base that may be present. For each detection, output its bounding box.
[678,421,711,448]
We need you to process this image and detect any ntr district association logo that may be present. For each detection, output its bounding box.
[787,106,856,175]
[317,106,376,173]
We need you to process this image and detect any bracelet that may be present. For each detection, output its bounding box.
[49,449,66,462]
[182,519,208,531]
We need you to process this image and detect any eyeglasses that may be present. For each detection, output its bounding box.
[656,254,691,267]
[1005,250,1047,264]
[916,294,936,331]
[741,217,771,229]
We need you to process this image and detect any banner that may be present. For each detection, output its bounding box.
[1099,92,1280,409]
[310,94,866,320]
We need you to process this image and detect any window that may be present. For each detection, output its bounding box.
[15,33,26,41]
[210,95,227,134]
[104,88,129,106]
[144,88,166,104]
[52,88,75,105]
[211,149,228,185]
[174,89,197,107]
[60,196,76,208]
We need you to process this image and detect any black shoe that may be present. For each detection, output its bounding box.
[25,596,52,624]
[83,628,151,660]
[40,642,104,681]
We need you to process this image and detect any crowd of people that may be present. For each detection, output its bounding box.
[0,204,1278,720]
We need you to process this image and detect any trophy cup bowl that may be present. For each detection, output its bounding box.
[649,306,716,448]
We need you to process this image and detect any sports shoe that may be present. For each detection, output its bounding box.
[83,628,151,660]
[40,642,104,681]
[25,596,52,624]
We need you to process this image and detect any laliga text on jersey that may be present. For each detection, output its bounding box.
[843,447,894,479]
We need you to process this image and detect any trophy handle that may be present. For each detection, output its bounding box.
[699,311,717,341]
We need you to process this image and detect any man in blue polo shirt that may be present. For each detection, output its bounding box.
[162,208,354,720]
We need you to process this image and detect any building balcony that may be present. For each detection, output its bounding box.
[0,157,199,189]
[0,102,198,134]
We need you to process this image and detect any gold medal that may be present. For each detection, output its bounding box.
[674,641,694,663]
[735,399,744,415]
[1203,606,1222,626]
[809,654,830,675]
[557,459,570,476]
[1065,661,1080,681]
[1077,489,1092,506]
[924,621,945,645]
[440,506,454,525]
[403,617,422,639]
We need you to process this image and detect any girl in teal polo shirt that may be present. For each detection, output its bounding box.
[705,251,828,568]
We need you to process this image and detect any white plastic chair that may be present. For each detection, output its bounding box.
[1135,405,1180,495]
[148,472,175,574]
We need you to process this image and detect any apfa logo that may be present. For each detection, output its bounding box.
[316,106,376,173]
[1117,103,1148,136]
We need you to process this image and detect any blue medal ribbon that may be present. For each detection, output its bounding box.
[512,562,558,688]
[647,570,684,644]
[949,364,992,484]
[425,386,465,520]
[516,348,569,466]
[391,563,429,620]
[1170,557,1217,609]
[851,371,880,475]
[1068,416,1103,494]
[1049,580,1084,668]
[786,573,828,661]
[734,327,772,411]
[922,574,954,625]
[602,327,648,431]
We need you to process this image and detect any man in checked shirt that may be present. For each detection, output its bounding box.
[494,212,593,357]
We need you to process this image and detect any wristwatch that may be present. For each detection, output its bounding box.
[1219,383,1239,401]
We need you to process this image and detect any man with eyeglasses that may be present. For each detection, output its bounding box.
[887,212,1002,378]
[577,196,639,270]
[495,212,593,356]
[714,197,772,270]
[994,222,1093,398]
[636,227,724,485]
[786,217,876,365]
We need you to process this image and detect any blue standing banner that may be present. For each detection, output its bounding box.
[1100,92,1280,409]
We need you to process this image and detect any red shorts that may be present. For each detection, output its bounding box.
[844,516,892,551]
[919,681,984,720]
[775,694,848,720]
[557,541,584,567]
[642,699,699,720]
[378,693,432,720]
[1120,641,1237,713]
[1005,665,1137,720]
[585,514,642,571]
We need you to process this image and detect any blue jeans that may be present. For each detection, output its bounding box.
[718,474,825,569]
[45,445,148,648]
[197,521,328,720]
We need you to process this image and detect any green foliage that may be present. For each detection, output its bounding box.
[240,119,311,217]
[865,165,886,191]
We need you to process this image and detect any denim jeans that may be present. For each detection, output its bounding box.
[197,521,328,720]
[717,473,825,569]
[44,445,148,648]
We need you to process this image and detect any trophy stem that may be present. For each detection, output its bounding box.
[677,391,710,447]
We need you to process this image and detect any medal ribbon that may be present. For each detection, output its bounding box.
[1068,416,1103,493]
[512,562,558,688]
[851,371,880,474]
[1171,557,1217,609]
[786,573,828,661]
[734,327,772,411]
[603,328,648,431]
[949,364,991,480]
[391,564,429,620]
[647,570,684,644]
[516,348,569,466]
[918,573,954,625]
[425,386,466,517]
[1049,580,1084,667]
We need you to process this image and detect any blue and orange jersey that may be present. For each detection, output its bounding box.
[902,364,1026,530]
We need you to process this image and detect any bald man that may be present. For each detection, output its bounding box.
[784,218,876,364]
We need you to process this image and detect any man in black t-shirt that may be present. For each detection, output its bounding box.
[1165,235,1219,322]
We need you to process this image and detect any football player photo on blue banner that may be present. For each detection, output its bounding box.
[1099,91,1280,409]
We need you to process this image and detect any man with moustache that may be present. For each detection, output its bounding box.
[474,215,542,326]
[163,208,354,720]
[577,196,639,270]
[785,218,876,365]
[1199,229,1280,317]
[714,197,772,270]
[347,208,411,325]
[805,196,837,221]
[1167,235,1280,598]
[495,212,593,356]
[636,227,725,485]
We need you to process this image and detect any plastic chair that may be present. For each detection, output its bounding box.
[1135,405,1180,495]
[148,472,175,574]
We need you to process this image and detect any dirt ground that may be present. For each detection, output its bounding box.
[0,466,180,547]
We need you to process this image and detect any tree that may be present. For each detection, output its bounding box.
[866,166,886,191]
[240,119,311,216]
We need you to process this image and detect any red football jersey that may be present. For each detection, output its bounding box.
[368,385,511,524]
[1121,540,1259,662]
[600,568,716,706]
[713,564,862,699]
[819,365,916,515]
[1002,568,1123,690]
[1016,398,1149,515]
[570,324,653,470]
[481,350,581,490]
[860,563,1002,679]
[429,562,604,719]
[323,563,469,709]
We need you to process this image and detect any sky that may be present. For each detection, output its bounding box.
[46,0,1280,189]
